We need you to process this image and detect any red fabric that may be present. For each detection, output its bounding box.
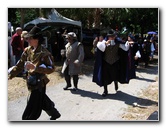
[11,33,22,55]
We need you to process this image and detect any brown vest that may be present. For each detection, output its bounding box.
[104,44,120,65]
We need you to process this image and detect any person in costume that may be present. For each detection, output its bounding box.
[8,26,61,120]
[61,32,84,91]
[141,38,151,68]
[92,29,132,97]
[127,34,141,79]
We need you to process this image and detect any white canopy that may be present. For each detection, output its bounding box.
[24,17,52,28]
[48,9,81,27]
[24,9,82,29]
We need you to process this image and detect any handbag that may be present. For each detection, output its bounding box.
[27,74,39,86]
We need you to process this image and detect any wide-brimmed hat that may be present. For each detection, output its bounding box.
[24,26,42,38]
[128,34,135,41]
[107,29,116,37]
[66,32,77,39]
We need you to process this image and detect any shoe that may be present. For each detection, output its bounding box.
[102,91,108,97]
[73,87,78,91]
[114,81,118,91]
[115,84,118,91]
[50,110,61,120]
[46,108,61,120]
[63,84,71,90]
[50,114,61,120]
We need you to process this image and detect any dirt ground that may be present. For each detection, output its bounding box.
[8,60,94,101]
[121,80,158,120]
[8,58,159,120]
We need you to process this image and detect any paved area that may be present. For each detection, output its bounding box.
[8,57,158,121]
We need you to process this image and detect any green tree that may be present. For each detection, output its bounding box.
[8,8,158,36]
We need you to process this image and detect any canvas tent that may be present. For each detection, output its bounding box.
[23,17,53,30]
[23,9,82,62]
[48,9,81,27]
[24,9,82,30]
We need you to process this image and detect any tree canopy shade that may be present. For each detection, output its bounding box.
[8,8,158,38]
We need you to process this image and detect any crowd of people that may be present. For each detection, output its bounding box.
[92,30,158,97]
[8,26,158,120]
[93,31,158,68]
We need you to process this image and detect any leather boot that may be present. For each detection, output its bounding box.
[102,85,108,97]
[114,81,118,91]
[63,84,72,90]
[73,75,78,91]
[46,108,61,120]
[64,75,71,90]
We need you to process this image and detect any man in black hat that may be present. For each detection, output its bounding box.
[8,26,61,120]
[93,29,131,97]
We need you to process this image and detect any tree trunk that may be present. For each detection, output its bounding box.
[20,8,25,29]
[93,8,101,29]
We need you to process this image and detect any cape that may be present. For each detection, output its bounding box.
[92,46,131,87]
[92,48,104,86]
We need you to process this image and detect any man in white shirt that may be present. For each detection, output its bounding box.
[94,29,130,97]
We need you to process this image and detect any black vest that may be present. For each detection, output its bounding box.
[104,44,120,65]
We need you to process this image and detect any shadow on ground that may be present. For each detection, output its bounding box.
[70,89,158,107]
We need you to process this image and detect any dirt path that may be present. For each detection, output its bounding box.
[8,56,158,121]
